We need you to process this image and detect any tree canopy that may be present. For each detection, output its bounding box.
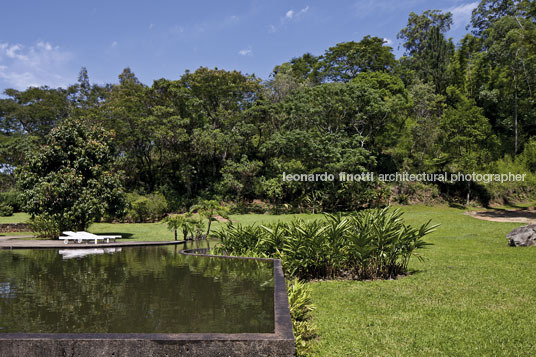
[1,0,535,212]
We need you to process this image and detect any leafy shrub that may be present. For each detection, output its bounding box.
[227,200,267,214]
[28,215,61,239]
[213,207,438,280]
[393,182,441,205]
[126,192,168,222]
[487,155,536,204]
[287,278,315,356]
[0,203,13,217]
[0,190,23,212]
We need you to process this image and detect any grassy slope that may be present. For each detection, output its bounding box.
[309,205,535,356]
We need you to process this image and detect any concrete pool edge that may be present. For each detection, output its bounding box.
[0,245,296,357]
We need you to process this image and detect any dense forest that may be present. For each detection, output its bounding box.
[1,0,535,216]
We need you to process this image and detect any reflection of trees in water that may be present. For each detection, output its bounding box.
[0,247,274,333]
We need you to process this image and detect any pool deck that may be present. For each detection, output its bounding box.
[0,236,186,249]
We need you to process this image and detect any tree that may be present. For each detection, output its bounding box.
[17,118,126,236]
[272,53,322,85]
[265,62,312,103]
[217,155,263,200]
[1,86,70,138]
[398,10,453,56]
[419,26,455,93]
[480,14,536,153]
[103,68,166,192]
[319,36,396,82]
[439,87,498,204]
[398,10,454,93]
[190,199,230,236]
[470,0,524,36]
[404,79,445,170]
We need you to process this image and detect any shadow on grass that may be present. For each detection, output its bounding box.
[488,203,536,212]
[447,202,466,209]
[92,232,134,239]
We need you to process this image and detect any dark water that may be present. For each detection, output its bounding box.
[0,246,274,333]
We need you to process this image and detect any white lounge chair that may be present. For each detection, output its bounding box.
[60,231,122,244]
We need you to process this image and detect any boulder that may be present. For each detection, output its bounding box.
[506,224,536,247]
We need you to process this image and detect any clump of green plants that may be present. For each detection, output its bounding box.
[162,213,205,241]
[126,192,168,222]
[0,203,13,217]
[0,190,23,212]
[28,214,61,238]
[213,207,438,280]
[287,278,315,356]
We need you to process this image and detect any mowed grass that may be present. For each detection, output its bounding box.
[0,212,30,224]
[308,205,536,356]
[88,213,323,241]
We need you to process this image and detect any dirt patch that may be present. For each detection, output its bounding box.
[466,208,536,223]
[213,215,230,223]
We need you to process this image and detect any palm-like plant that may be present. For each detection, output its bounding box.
[214,207,439,280]
[190,199,230,236]
[162,213,198,241]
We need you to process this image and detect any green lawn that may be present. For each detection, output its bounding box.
[0,231,34,237]
[308,205,535,356]
[88,213,322,241]
[0,212,30,224]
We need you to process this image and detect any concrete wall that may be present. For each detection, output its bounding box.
[0,334,295,357]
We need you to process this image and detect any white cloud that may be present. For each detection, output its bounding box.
[5,44,28,61]
[297,6,309,17]
[0,41,73,90]
[111,41,118,48]
[238,49,252,56]
[447,2,478,29]
[286,6,309,20]
[271,5,310,33]
[383,38,392,45]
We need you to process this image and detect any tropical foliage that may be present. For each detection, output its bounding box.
[213,207,438,280]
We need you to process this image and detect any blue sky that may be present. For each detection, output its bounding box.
[0,0,479,91]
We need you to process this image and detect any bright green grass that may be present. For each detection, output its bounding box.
[0,231,33,237]
[88,213,323,241]
[308,205,535,356]
[0,212,30,224]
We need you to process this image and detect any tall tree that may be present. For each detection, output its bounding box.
[481,14,536,153]
[398,10,454,93]
[319,36,396,82]
[398,10,453,56]
[470,0,523,36]
[17,118,126,235]
[439,87,498,204]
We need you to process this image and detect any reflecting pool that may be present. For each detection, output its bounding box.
[0,246,274,333]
